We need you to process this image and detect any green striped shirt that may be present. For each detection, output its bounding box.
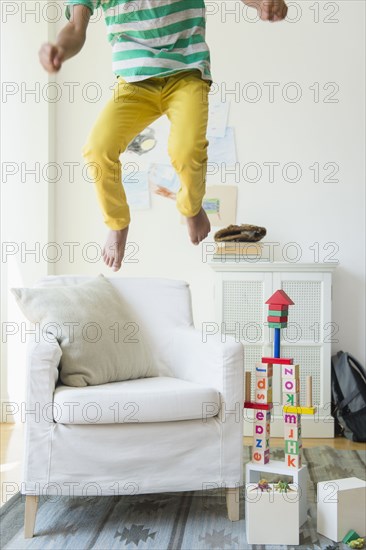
[65,0,212,83]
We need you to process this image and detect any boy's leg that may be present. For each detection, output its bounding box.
[82,78,162,270]
[162,71,211,244]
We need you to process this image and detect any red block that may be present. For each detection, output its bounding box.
[265,289,294,306]
[244,401,273,411]
[262,357,293,365]
[267,315,288,323]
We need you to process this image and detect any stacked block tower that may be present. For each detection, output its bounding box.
[244,289,316,469]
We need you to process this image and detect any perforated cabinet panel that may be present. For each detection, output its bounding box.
[222,281,264,343]
[281,281,322,342]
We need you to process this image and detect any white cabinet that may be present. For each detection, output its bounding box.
[210,262,338,437]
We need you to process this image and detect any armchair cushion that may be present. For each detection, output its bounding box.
[53,376,221,423]
[11,274,158,387]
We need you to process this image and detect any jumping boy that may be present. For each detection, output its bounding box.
[39,0,288,271]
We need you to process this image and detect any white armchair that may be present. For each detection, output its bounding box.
[21,276,244,538]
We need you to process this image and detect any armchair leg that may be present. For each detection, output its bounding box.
[24,495,39,538]
[226,487,240,521]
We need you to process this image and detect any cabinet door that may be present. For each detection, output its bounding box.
[272,272,334,437]
[215,272,272,435]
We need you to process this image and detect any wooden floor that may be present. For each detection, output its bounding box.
[1,423,365,507]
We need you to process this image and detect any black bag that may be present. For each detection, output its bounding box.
[331,351,366,442]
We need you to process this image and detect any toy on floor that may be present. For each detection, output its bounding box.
[347,539,365,549]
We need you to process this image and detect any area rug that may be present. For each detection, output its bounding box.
[1,447,365,549]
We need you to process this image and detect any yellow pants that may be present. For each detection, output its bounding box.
[82,69,211,230]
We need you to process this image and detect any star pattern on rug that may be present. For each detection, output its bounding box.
[114,524,157,546]
[199,528,239,549]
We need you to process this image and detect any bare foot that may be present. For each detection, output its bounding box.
[186,208,211,245]
[102,227,129,271]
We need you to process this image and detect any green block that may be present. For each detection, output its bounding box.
[285,440,301,455]
[268,309,288,316]
[268,322,288,328]
[343,530,360,544]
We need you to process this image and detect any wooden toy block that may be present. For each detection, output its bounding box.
[282,378,300,393]
[255,387,272,404]
[343,530,361,544]
[268,321,288,328]
[285,440,302,455]
[244,401,273,411]
[268,307,289,315]
[284,424,301,441]
[256,375,272,392]
[253,436,270,452]
[267,315,288,323]
[252,448,270,464]
[282,364,300,378]
[262,357,293,365]
[283,405,317,415]
[255,363,273,377]
[284,413,301,426]
[283,391,300,406]
[265,289,294,306]
[254,409,271,424]
[317,478,366,542]
[245,482,300,545]
[254,422,271,439]
[285,453,302,469]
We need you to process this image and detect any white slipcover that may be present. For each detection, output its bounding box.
[22,276,244,497]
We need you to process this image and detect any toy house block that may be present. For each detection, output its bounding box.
[268,307,289,315]
[252,448,270,464]
[283,391,300,406]
[285,440,302,455]
[284,413,301,426]
[267,315,288,323]
[256,375,272,392]
[255,387,273,404]
[283,405,317,415]
[282,377,300,393]
[268,321,288,329]
[254,422,270,440]
[255,363,273,377]
[317,478,366,542]
[285,453,302,469]
[265,289,294,307]
[245,483,300,545]
[284,424,302,441]
[245,460,308,527]
[262,357,293,365]
[244,401,273,411]
[282,364,300,378]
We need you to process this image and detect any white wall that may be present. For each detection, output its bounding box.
[53,2,365,362]
[1,2,55,421]
[1,1,365,421]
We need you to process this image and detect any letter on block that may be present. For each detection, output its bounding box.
[282,378,299,393]
[283,392,300,406]
[255,410,271,423]
[285,440,302,455]
[255,388,273,404]
[252,448,270,464]
[255,363,273,377]
[254,436,270,450]
[282,364,300,379]
[284,424,301,441]
[286,453,302,469]
[256,376,272,391]
[284,413,301,426]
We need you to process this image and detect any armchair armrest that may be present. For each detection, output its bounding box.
[25,334,61,424]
